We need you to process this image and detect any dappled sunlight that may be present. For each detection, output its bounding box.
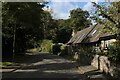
[2,53,82,79]
[43,69,80,74]
[78,65,99,74]
[32,58,71,66]
[14,69,38,73]
[2,53,109,79]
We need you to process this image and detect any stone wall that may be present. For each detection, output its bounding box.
[91,55,120,79]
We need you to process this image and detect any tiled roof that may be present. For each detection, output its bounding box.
[67,26,93,44]
[68,24,112,44]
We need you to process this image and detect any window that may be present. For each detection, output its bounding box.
[91,30,97,36]
[105,40,110,49]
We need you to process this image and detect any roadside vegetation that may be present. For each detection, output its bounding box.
[2,1,120,76]
[2,1,90,60]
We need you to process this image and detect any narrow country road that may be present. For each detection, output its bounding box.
[2,52,86,80]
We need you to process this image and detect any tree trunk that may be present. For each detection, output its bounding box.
[13,23,16,61]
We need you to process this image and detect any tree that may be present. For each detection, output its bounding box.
[91,2,120,62]
[57,19,70,28]
[2,2,47,58]
[51,8,91,43]
[51,19,72,43]
[55,28,72,43]
[92,2,120,34]
[69,8,91,31]
[41,10,53,39]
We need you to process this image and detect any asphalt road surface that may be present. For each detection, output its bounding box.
[2,52,87,80]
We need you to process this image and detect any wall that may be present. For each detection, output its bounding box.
[91,55,110,73]
[101,39,116,49]
[91,55,120,79]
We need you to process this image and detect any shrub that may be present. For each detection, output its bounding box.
[59,44,69,56]
[78,45,96,55]
[39,39,53,53]
[52,43,62,55]
[108,41,120,62]
[52,43,69,56]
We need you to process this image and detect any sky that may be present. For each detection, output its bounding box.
[43,0,104,19]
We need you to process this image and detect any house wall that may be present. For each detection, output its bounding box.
[109,39,116,44]
[101,39,116,49]
[91,55,120,79]
[101,40,105,48]
[91,55,110,73]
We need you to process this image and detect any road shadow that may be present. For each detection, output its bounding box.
[83,69,113,80]
[2,53,86,79]
[2,66,85,79]
[2,53,63,65]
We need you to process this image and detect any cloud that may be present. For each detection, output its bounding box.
[47,0,81,2]
[83,0,99,11]
[46,0,108,2]
[48,2,79,19]
[45,0,101,19]
[83,2,93,11]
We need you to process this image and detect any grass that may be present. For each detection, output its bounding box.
[27,48,40,52]
[27,39,53,53]
[0,62,14,67]
[40,39,53,53]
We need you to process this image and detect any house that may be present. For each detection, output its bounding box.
[67,24,120,76]
[67,24,117,53]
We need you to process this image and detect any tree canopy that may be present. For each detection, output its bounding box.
[92,2,120,34]
[91,2,120,62]
[53,8,91,43]
[2,2,91,58]
[2,2,49,56]
[69,8,91,31]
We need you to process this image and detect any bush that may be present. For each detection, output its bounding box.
[59,44,69,56]
[78,45,96,55]
[52,43,62,55]
[39,39,53,53]
[108,41,120,62]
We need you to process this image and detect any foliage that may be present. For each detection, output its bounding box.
[41,11,54,39]
[52,43,62,55]
[72,45,95,64]
[69,8,91,31]
[52,43,69,56]
[108,40,120,62]
[51,8,91,44]
[77,45,95,54]
[59,44,68,56]
[57,19,70,28]
[1,62,14,67]
[2,2,92,58]
[2,2,50,56]
[92,2,120,34]
[54,28,72,43]
[50,19,72,44]
[92,2,120,62]
[39,39,53,52]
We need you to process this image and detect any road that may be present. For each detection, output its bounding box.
[2,52,108,80]
[2,52,86,80]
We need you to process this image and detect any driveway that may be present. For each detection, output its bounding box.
[2,52,86,80]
